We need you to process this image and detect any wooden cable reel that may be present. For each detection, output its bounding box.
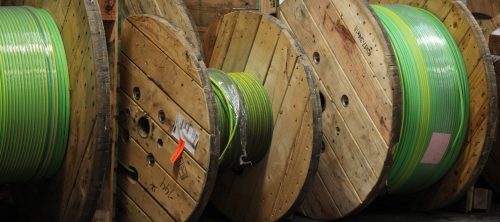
[279,0,497,220]
[117,15,217,221]
[1,0,111,221]
[203,11,321,222]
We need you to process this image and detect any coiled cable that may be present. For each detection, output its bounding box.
[371,4,470,194]
[209,69,273,170]
[0,6,70,183]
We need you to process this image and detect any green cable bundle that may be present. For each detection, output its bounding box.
[209,69,273,169]
[0,6,70,183]
[371,4,470,194]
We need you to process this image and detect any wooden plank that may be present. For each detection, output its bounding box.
[117,176,175,222]
[263,34,298,121]
[124,17,203,83]
[116,189,153,222]
[122,0,201,51]
[120,55,211,168]
[244,16,282,82]
[306,0,393,142]
[299,173,342,219]
[119,138,196,221]
[94,0,119,221]
[119,92,207,199]
[208,11,240,69]
[221,11,262,71]
[120,27,209,129]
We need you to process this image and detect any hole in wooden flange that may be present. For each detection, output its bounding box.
[121,129,130,143]
[157,138,164,148]
[319,91,326,112]
[123,165,138,183]
[341,95,349,107]
[321,139,326,153]
[133,87,141,100]
[146,153,155,167]
[126,106,131,115]
[313,52,321,64]
[158,110,166,124]
[138,116,151,138]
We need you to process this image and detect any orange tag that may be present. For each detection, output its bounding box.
[170,138,185,164]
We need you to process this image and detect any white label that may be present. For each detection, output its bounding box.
[421,133,451,165]
[172,113,200,154]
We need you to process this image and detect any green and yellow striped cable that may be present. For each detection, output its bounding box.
[0,6,70,183]
[209,69,273,170]
[371,4,470,194]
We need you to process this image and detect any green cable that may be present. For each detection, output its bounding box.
[371,4,470,194]
[0,6,70,183]
[208,69,273,170]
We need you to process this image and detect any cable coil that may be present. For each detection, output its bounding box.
[371,4,470,194]
[209,69,273,170]
[0,6,70,183]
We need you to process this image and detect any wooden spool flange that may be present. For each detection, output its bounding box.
[203,11,321,221]
[483,30,500,194]
[4,0,111,221]
[116,15,218,221]
[279,0,497,220]
[184,0,259,35]
[467,0,500,42]
[122,0,202,52]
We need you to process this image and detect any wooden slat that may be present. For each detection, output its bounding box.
[119,55,211,168]
[119,92,207,199]
[116,189,153,222]
[122,0,201,51]
[117,177,175,222]
[221,11,262,71]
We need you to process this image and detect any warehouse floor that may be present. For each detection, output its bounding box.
[201,195,500,222]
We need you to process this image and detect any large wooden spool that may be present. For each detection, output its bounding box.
[116,15,218,221]
[2,0,111,221]
[279,0,497,220]
[122,0,201,52]
[203,11,321,221]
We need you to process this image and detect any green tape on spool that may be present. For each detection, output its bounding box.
[209,69,273,170]
[371,4,470,194]
[0,6,70,183]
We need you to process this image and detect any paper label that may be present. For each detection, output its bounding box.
[421,133,451,165]
[172,113,200,155]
